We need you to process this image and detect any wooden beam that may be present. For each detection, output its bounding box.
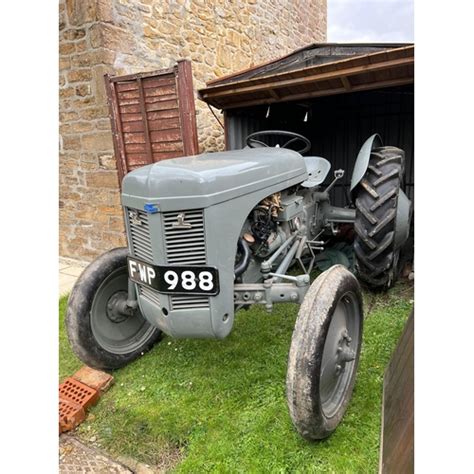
[216,77,414,110]
[109,67,175,83]
[201,56,414,101]
[176,59,199,156]
[268,89,280,99]
[340,76,352,91]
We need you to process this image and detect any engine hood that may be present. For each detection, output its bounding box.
[121,147,307,211]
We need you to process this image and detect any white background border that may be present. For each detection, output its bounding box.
[1,0,473,470]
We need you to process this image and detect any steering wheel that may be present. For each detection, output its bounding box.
[246,130,311,155]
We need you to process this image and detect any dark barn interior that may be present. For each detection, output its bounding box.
[224,84,414,207]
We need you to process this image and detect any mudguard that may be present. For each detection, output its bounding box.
[394,189,412,249]
[350,134,383,199]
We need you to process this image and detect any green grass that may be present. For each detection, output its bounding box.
[59,281,413,473]
[59,296,82,381]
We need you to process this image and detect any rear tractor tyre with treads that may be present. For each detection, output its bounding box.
[353,146,408,290]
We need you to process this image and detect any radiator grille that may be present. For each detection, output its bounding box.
[164,209,209,310]
[127,208,153,262]
[170,295,210,310]
[127,207,210,311]
[163,210,206,265]
[139,285,161,308]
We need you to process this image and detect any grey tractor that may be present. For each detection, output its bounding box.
[66,130,412,440]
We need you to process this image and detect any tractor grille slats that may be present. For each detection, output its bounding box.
[163,210,206,265]
[170,295,209,310]
[126,207,160,308]
[139,286,161,308]
[127,208,153,261]
[163,210,209,310]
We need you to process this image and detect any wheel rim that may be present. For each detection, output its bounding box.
[90,266,156,355]
[319,291,361,418]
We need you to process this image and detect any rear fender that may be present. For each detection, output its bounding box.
[350,134,383,199]
[394,189,413,249]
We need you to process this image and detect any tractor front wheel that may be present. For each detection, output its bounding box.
[66,247,162,370]
[286,265,363,440]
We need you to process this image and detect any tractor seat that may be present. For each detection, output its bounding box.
[301,156,331,187]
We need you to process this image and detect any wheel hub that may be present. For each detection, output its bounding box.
[319,291,361,418]
[106,291,132,323]
[335,330,355,376]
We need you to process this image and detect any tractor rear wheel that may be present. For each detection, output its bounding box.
[286,265,363,440]
[353,146,411,290]
[66,248,162,370]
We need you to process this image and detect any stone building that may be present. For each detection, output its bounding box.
[59,0,327,261]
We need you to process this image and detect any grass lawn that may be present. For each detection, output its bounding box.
[59,281,413,473]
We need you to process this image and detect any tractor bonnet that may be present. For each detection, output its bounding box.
[121,147,307,211]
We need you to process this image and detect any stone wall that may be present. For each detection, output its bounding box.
[59,0,327,261]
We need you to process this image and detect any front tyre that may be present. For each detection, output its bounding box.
[66,248,162,370]
[286,265,363,440]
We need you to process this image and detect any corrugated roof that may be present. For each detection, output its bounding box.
[199,43,414,109]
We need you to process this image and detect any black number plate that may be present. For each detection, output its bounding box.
[127,257,220,296]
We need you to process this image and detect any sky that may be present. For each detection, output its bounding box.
[328,0,414,43]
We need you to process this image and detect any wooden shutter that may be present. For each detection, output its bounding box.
[104,60,199,184]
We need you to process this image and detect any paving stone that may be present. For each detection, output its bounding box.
[59,258,88,295]
[59,257,89,268]
[62,265,85,277]
[59,436,132,473]
[59,274,78,296]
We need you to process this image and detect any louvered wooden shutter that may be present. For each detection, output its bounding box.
[104,60,199,185]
